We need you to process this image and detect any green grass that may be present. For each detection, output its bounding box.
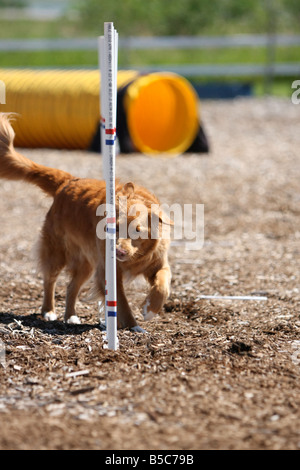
[1,46,300,68]
[125,46,300,67]
[254,79,296,97]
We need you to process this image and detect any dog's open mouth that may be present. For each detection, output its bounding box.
[116,247,128,262]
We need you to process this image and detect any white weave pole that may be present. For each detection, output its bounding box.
[99,22,118,350]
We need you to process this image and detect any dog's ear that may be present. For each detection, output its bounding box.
[121,182,135,198]
[159,211,174,226]
[151,207,174,226]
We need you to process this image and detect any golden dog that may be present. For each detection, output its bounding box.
[0,114,172,331]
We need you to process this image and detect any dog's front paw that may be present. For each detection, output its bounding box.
[130,325,148,334]
[142,300,156,321]
[43,311,57,321]
[66,315,81,325]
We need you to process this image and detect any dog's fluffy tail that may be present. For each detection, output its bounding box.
[0,113,73,197]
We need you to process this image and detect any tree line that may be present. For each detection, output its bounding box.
[73,0,300,36]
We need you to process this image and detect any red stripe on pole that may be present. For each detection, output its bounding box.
[107,301,117,307]
[106,217,116,223]
[105,128,116,134]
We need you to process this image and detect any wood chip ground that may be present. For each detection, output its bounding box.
[0,97,299,450]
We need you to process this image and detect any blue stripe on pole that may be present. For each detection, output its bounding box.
[106,227,116,233]
[105,139,116,146]
[107,311,117,317]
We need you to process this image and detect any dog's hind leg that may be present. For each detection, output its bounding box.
[38,234,66,321]
[64,256,93,324]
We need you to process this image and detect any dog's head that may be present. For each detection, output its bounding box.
[115,182,173,263]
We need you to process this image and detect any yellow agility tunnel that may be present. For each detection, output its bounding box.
[0,68,205,155]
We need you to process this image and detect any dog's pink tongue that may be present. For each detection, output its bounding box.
[116,247,127,260]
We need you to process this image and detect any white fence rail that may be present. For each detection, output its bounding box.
[1,34,300,51]
[0,34,299,78]
[121,63,300,78]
